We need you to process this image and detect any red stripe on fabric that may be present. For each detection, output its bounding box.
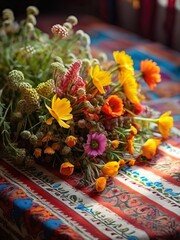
[135,162,180,186]
[0,159,111,240]
[59,171,180,238]
[112,177,179,218]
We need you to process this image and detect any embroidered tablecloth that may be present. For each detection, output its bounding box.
[0,128,180,240]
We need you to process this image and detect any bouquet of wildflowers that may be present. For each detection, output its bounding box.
[0,6,173,192]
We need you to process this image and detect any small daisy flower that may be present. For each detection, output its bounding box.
[84,132,107,157]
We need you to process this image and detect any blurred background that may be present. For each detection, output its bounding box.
[0,0,180,52]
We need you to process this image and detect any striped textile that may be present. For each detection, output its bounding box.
[0,127,180,239]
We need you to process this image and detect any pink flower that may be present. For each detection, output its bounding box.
[56,60,86,98]
[51,24,68,38]
[84,132,107,157]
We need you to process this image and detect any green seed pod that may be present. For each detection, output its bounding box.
[27,14,37,26]
[66,15,78,26]
[20,130,32,140]
[26,6,39,16]
[8,70,24,82]
[61,146,71,155]
[30,134,38,145]
[8,70,24,90]
[2,9,14,21]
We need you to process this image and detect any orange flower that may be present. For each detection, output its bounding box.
[101,95,124,117]
[60,162,74,176]
[127,125,137,139]
[101,161,120,177]
[157,111,173,138]
[65,135,77,147]
[119,159,125,167]
[127,136,134,155]
[141,138,161,159]
[95,177,107,192]
[34,148,42,158]
[120,71,140,104]
[44,146,55,155]
[128,159,136,166]
[51,143,61,151]
[140,59,161,89]
[111,140,120,149]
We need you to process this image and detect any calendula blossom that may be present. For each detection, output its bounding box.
[113,51,134,75]
[140,59,161,89]
[157,111,173,138]
[90,65,111,94]
[95,177,107,192]
[101,161,120,177]
[141,138,161,159]
[101,95,124,117]
[46,94,73,128]
[60,162,74,176]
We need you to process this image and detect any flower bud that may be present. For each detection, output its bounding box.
[61,146,71,155]
[78,119,86,128]
[20,130,32,140]
[60,162,74,176]
[65,136,77,147]
[26,6,39,16]
[63,22,72,30]
[95,177,107,192]
[27,14,37,25]
[2,9,14,21]
[51,24,68,38]
[8,70,24,82]
[30,135,38,145]
[66,15,78,26]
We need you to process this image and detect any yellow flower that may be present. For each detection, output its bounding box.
[101,161,120,177]
[95,177,107,192]
[60,162,74,176]
[120,71,140,104]
[157,111,173,138]
[46,94,73,128]
[65,135,77,147]
[141,138,161,159]
[113,51,134,75]
[90,65,111,94]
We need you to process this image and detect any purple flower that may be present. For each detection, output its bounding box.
[84,132,107,157]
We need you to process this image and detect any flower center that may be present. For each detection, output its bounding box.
[91,140,99,150]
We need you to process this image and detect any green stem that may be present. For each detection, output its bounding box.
[0,100,13,126]
[134,116,158,123]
